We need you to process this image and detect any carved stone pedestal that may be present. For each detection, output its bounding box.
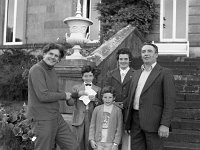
[55,59,95,114]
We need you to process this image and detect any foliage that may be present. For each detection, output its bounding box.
[96,0,159,42]
[0,49,41,101]
[0,104,35,150]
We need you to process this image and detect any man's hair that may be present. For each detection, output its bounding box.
[81,65,95,75]
[143,42,158,53]
[42,43,65,59]
[116,48,133,62]
[101,86,116,97]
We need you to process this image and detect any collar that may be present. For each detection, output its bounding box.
[40,60,54,70]
[84,82,92,86]
[141,62,157,71]
[120,67,130,74]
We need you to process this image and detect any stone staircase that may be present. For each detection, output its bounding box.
[157,56,200,150]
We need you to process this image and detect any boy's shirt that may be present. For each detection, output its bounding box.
[101,104,113,142]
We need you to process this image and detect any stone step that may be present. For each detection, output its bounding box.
[175,85,200,93]
[163,65,199,70]
[174,109,200,119]
[164,142,200,150]
[172,69,200,76]
[175,101,200,109]
[176,93,200,101]
[184,57,200,62]
[185,94,200,101]
[167,129,200,143]
[171,118,200,131]
[175,80,200,86]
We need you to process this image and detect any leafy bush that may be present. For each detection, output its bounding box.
[0,49,41,101]
[96,0,159,42]
[0,104,35,150]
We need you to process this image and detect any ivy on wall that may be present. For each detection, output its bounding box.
[96,0,159,42]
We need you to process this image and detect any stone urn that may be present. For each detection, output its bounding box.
[63,0,93,59]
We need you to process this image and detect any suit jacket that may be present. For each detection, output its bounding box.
[125,64,176,132]
[68,83,101,126]
[104,67,135,109]
[89,104,123,145]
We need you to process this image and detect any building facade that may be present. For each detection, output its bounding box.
[0,0,200,57]
[0,0,100,45]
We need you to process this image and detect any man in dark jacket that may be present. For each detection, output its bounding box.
[125,43,176,150]
[27,43,78,150]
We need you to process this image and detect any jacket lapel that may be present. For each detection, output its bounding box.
[132,70,142,93]
[112,69,121,83]
[141,64,162,95]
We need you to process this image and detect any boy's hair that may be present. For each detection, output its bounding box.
[81,65,95,75]
[42,43,65,59]
[116,48,133,62]
[101,86,116,97]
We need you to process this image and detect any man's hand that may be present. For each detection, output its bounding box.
[158,125,169,138]
[90,140,97,149]
[65,92,71,100]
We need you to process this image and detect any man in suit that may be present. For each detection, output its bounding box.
[125,43,176,150]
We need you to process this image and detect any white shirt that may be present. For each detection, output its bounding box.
[120,67,130,83]
[133,62,157,110]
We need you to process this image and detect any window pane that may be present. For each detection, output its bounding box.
[6,0,14,42]
[176,0,186,39]
[163,0,173,39]
[15,0,25,42]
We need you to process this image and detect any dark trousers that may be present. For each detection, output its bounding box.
[72,110,92,150]
[130,110,164,150]
[32,114,78,150]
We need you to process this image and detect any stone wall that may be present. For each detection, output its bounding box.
[26,0,73,44]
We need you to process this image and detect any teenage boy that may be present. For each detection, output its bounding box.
[67,65,101,150]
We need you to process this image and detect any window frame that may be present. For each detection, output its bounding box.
[3,0,24,45]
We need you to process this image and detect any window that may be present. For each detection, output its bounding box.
[4,0,25,45]
[81,0,100,40]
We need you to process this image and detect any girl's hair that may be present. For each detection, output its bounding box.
[101,86,116,97]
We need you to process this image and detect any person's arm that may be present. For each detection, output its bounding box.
[89,107,98,149]
[113,108,123,145]
[30,66,66,102]
[160,69,176,127]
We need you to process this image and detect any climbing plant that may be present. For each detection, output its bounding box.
[96,0,159,42]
